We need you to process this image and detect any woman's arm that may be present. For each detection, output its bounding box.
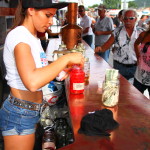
[14,43,84,92]
[134,32,145,59]
[82,27,89,34]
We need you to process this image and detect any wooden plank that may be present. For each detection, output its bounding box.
[46,39,150,150]
[0,7,16,16]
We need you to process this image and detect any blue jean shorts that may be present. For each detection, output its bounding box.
[0,96,41,136]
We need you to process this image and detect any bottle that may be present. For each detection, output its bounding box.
[48,81,58,92]
[55,118,68,148]
[70,65,85,94]
[42,129,56,150]
[84,57,90,82]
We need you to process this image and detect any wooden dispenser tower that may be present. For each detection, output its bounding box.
[61,3,82,50]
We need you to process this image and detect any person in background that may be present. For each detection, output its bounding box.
[113,9,124,28]
[133,22,150,98]
[92,4,114,62]
[61,11,68,26]
[0,0,84,150]
[37,29,60,52]
[95,9,144,81]
[138,15,149,30]
[87,11,96,25]
[78,5,93,47]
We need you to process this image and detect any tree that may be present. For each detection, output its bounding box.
[103,0,121,9]
[88,4,99,9]
[128,1,138,9]
[134,0,150,8]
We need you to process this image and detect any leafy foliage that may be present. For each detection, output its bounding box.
[87,0,150,9]
[134,0,150,8]
[103,0,121,9]
[128,1,138,9]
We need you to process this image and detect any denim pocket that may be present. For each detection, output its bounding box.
[0,106,10,131]
[0,98,40,133]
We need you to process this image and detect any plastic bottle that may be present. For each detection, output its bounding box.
[48,81,58,92]
[84,57,90,82]
[70,65,85,94]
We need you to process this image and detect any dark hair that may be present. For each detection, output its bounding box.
[11,0,27,30]
[140,15,147,19]
[118,9,124,17]
[78,5,85,10]
[98,4,107,9]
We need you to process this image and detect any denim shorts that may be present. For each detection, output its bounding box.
[0,96,41,136]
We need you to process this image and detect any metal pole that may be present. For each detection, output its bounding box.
[124,0,126,9]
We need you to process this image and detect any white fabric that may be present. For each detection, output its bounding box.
[94,16,114,46]
[3,26,48,91]
[79,15,93,37]
[113,25,143,65]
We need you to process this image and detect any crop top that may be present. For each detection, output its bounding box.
[3,26,48,91]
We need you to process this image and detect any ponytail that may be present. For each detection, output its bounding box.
[11,0,27,30]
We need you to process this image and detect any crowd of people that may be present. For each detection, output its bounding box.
[77,4,150,97]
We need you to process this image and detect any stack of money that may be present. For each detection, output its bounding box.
[102,69,119,107]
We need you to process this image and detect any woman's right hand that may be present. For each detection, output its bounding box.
[95,46,102,53]
[65,52,85,67]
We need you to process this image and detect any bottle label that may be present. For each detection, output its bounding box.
[73,83,84,90]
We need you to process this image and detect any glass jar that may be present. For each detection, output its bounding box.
[84,57,90,82]
[102,80,119,107]
[70,65,85,94]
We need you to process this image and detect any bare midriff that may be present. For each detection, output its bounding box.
[10,87,43,104]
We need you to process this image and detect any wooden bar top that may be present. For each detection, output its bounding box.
[0,7,16,16]
[59,42,150,150]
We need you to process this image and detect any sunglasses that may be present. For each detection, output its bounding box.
[78,10,84,12]
[123,17,136,20]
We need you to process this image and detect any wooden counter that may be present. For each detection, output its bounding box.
[59,42,150,150]
[46,39,150,150]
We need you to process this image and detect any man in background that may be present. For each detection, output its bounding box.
[95,9,144,81]
[78,5,93,47]
[92,4,114,62]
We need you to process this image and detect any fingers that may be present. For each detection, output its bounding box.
[66,52,84,66]
[60,73,69,81]
[94,46,102,53]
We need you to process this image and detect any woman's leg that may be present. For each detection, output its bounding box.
[4,134,35,150]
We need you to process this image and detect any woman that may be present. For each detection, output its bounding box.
[134,21,150,98]
[0,0,84,150]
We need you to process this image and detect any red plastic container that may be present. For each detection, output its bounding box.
[70,65,85,94]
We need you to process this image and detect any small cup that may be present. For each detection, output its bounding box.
[97,80,103,94]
